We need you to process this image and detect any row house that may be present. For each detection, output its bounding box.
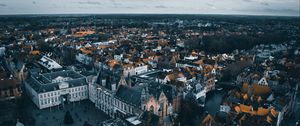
[123,61,148,77]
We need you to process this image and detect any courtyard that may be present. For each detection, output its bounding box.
[17,96,110,126]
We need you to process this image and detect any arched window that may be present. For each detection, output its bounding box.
[150,105,154,113]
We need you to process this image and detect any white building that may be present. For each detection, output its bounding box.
[38,56,62,70]
[114,54,123,61]
[0,47,5,56]
[123,62,148,77]
[76,53,93,65]
[96,87,116,117]
[86,74,101,104]
[24,70,88,109]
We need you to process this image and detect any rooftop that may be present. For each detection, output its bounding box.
[26,70,87,93]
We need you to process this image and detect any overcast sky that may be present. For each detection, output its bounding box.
[0,0,299,16]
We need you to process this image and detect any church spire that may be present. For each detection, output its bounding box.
[119,74,127,87]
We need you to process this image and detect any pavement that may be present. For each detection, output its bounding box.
[21,98,110,126]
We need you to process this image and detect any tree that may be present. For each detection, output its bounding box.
[179,92,202,126]
[64,111,74,125]
[83,121,92,126]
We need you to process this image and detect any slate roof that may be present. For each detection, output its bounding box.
[115,85,144,107]
[147,82,177,102]
[25,70,87,93]
[115,81,177,107]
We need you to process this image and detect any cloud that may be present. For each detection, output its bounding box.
[0,0,298,16]
[243,0,253,2]
[260,2,269,6]
[0,4,6,7]
[155,5,167,8]
[78,1,102,5]
[264,8,298,13]
[206,3,216,9]
[206,3,214,7]
[111,0,122,7]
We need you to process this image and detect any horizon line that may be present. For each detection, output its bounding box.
[0,12,299,18]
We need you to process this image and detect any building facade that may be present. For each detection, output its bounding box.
[123,62,148,77]
[24,70,88,109]
[95,80,182,125]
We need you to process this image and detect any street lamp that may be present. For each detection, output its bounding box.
[50,100,52,112]
[79,94,81,106]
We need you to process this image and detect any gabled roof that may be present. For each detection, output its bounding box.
[25,70,87,93]
[147,82,177,102]
[115,85,143,107]
[258,77,268,86]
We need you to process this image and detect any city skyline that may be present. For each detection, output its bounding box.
[0,0,299,16]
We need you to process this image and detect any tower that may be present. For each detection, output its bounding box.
[126,72,132,87]
[118,74,127,87]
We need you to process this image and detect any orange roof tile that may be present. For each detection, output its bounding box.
[74,30,95,37]
[167,74,175,81]
[270,108,278,117]
[253,83,271,96]
[142,58,149,63]
[267,116,273,123]
[108,60,119,68]
[238,104,270,116]
[30,50,41,55]
[80,48,92,55]
[256,107,269,116]
[240,104,252,113]
[243,94,249,100]
[123,64,134,69]
[241,82,249,93]
[201,114,215,124]
[235,106,241,113]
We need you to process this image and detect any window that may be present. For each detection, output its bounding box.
[44,94,46,98]
[150,105,154,113]
[40,95,43,99]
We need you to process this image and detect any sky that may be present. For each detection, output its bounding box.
[0,0,299,16]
